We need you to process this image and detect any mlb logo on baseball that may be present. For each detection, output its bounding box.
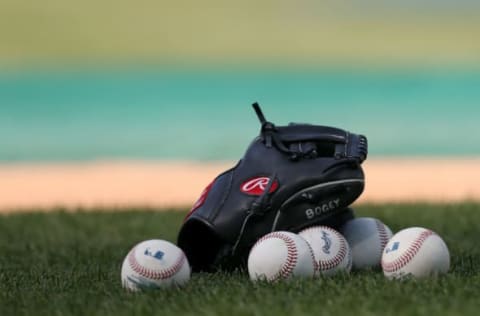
[144,248,165,260]
[385,242,400,254]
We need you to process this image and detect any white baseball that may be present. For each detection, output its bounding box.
[381,227,450,279]
[121,239,191,291]
[340,217,393,270]
[248,231,315,281]
[299,226,352,276]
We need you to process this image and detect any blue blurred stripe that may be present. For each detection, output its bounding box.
[1,67,479,161]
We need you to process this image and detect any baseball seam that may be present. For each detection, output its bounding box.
[304,236,317,272]
[253,232,298,281]
[128,246,186,280]
[375,220,390,251]
[381,230,435,273]
[302,226,347,272]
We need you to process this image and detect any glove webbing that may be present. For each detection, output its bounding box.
[253,102,367,162]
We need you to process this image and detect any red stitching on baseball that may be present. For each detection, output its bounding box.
[128,246,186,280]
[375,220,390,251]
[305,238,317,272]
[252,232,298,281]
[381,230,435,273]
[302,226,348,271]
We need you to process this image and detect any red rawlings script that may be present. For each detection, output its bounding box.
[240,177,279,196]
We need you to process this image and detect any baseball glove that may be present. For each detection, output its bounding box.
[178,103,368,272]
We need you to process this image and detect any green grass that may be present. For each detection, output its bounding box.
[1,204,479,316]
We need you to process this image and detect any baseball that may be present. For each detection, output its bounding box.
[248,231,315,281]
[299,226,352,276]
[340,217,393,270]
[381,227,450,279]
[121,239,191,291]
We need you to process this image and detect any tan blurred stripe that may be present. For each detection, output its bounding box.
[361,158,480,203]
[0,161,231,212]
[0,159,479,212]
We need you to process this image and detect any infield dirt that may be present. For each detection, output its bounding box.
[1,158,479,212]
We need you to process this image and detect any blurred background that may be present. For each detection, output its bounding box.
[1,0,479,209]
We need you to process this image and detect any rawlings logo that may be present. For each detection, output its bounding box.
[321,231,332,254]
[240,177,279,196]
